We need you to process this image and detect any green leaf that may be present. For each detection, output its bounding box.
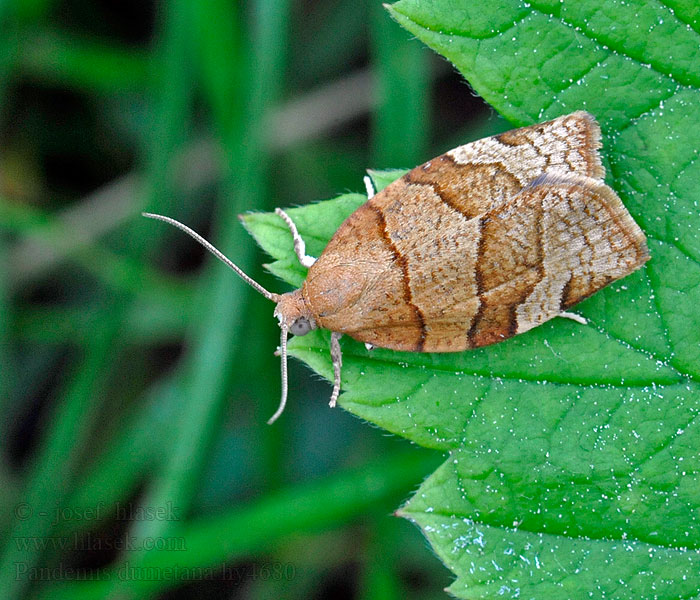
[244,1,700,597]
[368,168,410,192]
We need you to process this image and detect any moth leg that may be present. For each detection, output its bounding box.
[559,311,588,325]
[363,175,375,199]
[275,208,316,268]
[329,331,343,407]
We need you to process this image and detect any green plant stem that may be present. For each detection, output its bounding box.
[99,1,292,598]
[0,198,190,302]
[38,449,440,599]
[0,0,196,596]
[0,297,125,600]
[18,28,149,93]
[370,1,430,168]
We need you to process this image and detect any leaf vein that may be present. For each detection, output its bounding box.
[528,4,698,88]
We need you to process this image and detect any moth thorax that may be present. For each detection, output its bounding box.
[275,289,316,335]
[303,263,366,321]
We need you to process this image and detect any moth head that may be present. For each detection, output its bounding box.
[142,212,313,425]
[274,289,316,335]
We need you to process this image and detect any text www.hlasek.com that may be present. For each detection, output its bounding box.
[14,531,186,553]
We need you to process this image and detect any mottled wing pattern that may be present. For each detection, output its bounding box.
[304,113,648,353]
[404,110,604,217]
[468,175,649,349]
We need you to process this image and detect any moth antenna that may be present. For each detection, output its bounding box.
[143,212,280,302]
[267,324,289,424]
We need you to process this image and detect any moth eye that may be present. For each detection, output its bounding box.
[290,317,312,336]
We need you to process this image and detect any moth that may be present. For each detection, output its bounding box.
[145,111,649,423]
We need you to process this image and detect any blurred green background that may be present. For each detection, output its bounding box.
[0,0,507,598]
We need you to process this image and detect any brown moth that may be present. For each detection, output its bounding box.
[145,111,649,423]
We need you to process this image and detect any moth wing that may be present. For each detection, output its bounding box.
[305,174,647,353]
[417,174,648,350]
[506,174,649,338]
[404,111,605,218]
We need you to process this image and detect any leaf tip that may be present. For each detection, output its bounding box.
[393,506,410,520]
[238,212,253,232]
[383,2,399,18]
